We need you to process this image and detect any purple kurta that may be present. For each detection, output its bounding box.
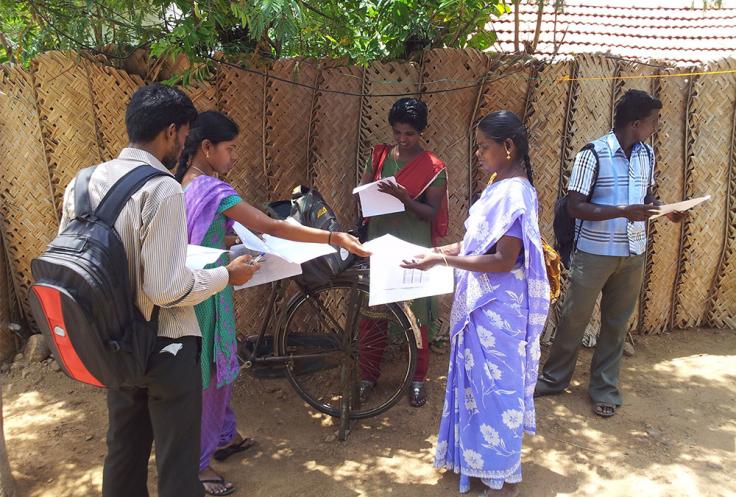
[434,177,550,492]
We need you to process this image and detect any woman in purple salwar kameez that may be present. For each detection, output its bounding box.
[177,112,369,496]
[403,111,550,496]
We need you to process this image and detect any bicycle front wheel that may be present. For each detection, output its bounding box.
[276,279,417,419]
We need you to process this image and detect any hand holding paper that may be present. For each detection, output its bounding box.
[363,234,454,306]
[230,219,336,288]
[353,176,406,218]
[651,195,710,219]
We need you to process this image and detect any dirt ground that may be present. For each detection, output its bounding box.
[3,328,735,497]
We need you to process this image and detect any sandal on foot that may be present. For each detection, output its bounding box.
[213,437,257,462]
[409,381,427,408]
[592,402,616,418]
[200,477,235,496]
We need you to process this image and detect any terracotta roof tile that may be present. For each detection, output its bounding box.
[489,1,736,63]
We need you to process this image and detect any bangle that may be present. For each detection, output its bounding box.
[440,254,449,266]
[327,232,332,246]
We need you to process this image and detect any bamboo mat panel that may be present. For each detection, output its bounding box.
[638,71,688,334]
[526,61,572,243]
[264,59,320,201]
[184,80,218,111]
[674,60,735,328]
[0,66,59,326]
[32,51,102,212]
[310,66,363,229]
[704,65,736,328]
[87,62,144,161]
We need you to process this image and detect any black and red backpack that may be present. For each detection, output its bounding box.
[29,165,168,388]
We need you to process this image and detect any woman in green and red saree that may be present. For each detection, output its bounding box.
[358,97,449,407]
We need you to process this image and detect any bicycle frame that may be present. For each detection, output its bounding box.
[239,276,364,370]
[236,268,423,370]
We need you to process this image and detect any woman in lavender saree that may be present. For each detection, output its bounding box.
[403,111,550,496]
[177,112,369,496]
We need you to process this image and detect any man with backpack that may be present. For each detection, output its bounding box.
[56,85,258,497]
[536,90,683,418]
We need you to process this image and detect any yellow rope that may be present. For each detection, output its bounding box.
[559,67,736,82]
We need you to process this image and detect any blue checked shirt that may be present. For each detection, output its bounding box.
[568,132,655,257]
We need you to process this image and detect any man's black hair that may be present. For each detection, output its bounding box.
[125,84,198,143]
[388,97,428,131]
[614,89,662,130]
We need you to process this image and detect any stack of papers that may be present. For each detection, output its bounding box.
[353,176,406,217]
[231,218,336,288]
[363,234,454,306]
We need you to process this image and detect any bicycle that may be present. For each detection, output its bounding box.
[236,260,420,440]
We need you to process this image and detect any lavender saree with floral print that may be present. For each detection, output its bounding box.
[434,177,550,492]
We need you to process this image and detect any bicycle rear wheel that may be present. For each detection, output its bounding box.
[276,279,417,419]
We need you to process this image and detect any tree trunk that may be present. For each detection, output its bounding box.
[0,391,15,497]
[529,0,546,54]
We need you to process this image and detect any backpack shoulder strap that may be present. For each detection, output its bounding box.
[579,143,601,201]
[94,165,171,226]
[643,143,655,186]
[74,166,97,217]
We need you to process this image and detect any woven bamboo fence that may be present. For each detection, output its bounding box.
[2,49,736,340]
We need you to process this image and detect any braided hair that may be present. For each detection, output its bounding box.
[477,110,533,185]
[175,111,240,183]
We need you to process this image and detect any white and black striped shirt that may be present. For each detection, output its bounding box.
[59,148,229,339]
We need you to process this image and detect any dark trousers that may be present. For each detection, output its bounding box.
[536,250,645,406]
[102,336,204,497]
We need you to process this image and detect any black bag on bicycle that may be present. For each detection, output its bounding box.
[265,185,355,287]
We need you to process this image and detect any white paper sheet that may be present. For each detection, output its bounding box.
[230,245,302,289]
[262,218,336,264]
[229,219,336,288]
[651,195,711,219]
[186,245,227,270]
[363,234,454,306]
[352,176,406,217]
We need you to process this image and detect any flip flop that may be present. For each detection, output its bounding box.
[213,437,257,462]
[592,402,616,418]
[200,477,236,496]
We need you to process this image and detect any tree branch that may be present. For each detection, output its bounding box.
[530,0,545,54]
[0,32,15,63]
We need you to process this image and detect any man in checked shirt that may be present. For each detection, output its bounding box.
[535,90,684,418]
[59,84,258,497]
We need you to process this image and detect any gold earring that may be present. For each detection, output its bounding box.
[206,153,210,160]
[506,149,511,160]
